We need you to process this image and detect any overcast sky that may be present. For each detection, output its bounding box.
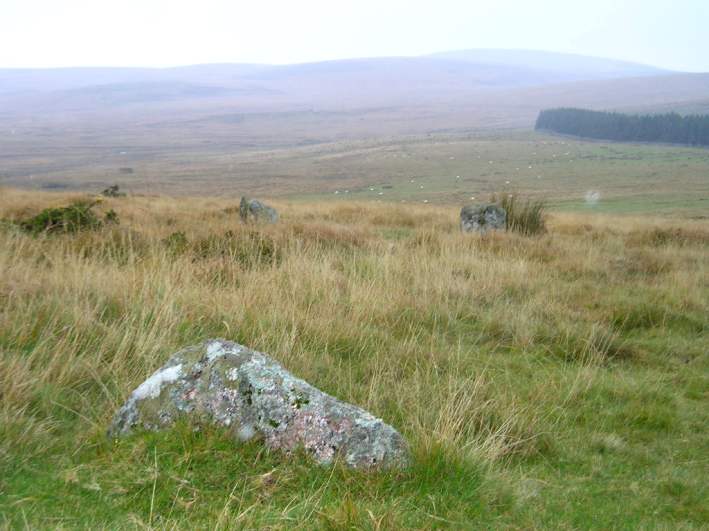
[1,0,707,71]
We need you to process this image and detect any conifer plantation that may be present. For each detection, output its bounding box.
[536,108,709,146]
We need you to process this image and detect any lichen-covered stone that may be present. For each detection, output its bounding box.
[460,204,507,234]
[109,339,409,469]
[239,197,278,223]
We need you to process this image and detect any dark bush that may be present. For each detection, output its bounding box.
[18,201,103,235]
[16,201,120,235]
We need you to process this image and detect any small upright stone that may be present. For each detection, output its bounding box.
[101,184,125,197]
[239,197,278,223]
[460,204,507,234]
[109,339,409,469]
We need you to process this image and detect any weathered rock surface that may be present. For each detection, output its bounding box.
[460,204,507,234]
[109,339,409,469]
[239,197,278,223]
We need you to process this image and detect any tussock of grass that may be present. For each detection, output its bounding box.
[1,188,707,528]
[628,226,709,247]
[192,230,282,268]
[494,193,547,235]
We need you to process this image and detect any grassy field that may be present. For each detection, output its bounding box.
[3,128,709,218]
[296,133,709,215]
[1,188,707,528]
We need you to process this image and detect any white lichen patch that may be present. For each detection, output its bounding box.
[206,341,226,362]
[237,424,256,441]
[132,364,183,400]
[354,414,379,428]
[241,353,267,370]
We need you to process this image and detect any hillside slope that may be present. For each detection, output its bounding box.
[0,50,685,118]
[431,49,667,80]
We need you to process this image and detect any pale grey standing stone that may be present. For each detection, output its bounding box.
[460,204,507,233]
[239,197,278,223]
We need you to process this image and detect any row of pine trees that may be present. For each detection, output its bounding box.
[535,108,709,146]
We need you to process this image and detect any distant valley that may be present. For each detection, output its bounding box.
[0,49,707,197]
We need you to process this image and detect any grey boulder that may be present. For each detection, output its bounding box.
[109,339,409,469]
[240,197,278,223]
[460,204,507,233]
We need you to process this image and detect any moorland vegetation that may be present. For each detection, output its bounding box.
[1,188,707,528]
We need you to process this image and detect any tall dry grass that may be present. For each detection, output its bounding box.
[496,193,547,235]
[1,187,708,526]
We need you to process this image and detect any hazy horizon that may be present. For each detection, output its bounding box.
[2,0,708,72]
[0,48,676,72]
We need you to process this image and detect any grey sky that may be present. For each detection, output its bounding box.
[1,0,707,71]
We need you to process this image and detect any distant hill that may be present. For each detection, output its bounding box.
[430,49,668,81]
[0,56,626,113]
[0,49,669,95]
[498,73,709,117]
[0,49,706,147]
[0,64,267,95]
[0,49,681,117]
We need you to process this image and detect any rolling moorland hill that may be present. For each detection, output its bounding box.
[0,49,697,122]
[429,49,667,79]
[0,48,669,99]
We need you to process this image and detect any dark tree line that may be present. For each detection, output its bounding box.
[535,108,709,147]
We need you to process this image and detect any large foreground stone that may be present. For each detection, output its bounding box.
[239,197,278,223]
[109,340,409,469]
[460,204,507,234]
